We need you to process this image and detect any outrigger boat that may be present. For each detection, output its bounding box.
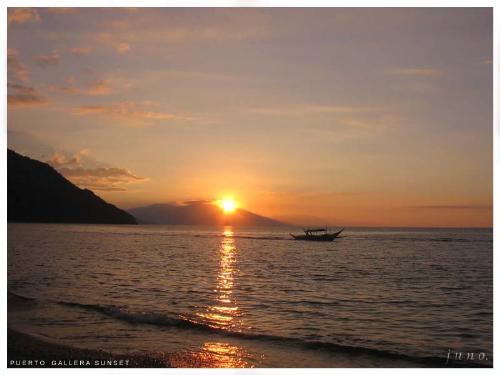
[290,228,344,242]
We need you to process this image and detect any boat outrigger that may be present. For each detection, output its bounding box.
[290,228,344,241]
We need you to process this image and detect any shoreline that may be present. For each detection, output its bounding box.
[7,326,492,368]
[7,328,172,368]
[7,291,492,368]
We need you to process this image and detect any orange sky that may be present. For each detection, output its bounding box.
[7,8,492,227]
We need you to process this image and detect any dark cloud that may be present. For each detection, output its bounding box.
[8,49,30,82]
[183,200,212,205]
[8,82,48,107]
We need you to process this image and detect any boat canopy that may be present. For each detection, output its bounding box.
[304,228,327,233]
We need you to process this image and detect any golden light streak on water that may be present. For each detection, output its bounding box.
[196,227,240,329]
[194,227,250,367]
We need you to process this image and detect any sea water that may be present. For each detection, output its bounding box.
[7,224,493,367]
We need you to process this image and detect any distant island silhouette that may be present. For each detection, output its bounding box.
[8,149,136,224]
[129,202,286,226]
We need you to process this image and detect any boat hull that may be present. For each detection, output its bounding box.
[290,229,343,242]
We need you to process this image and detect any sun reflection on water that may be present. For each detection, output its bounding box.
[196,227,240,330]
[192,227,251,367]
[172,341,254,368]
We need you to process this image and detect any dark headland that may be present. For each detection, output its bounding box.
[7,149,136,224]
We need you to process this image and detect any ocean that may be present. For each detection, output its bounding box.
[7,223,493,367]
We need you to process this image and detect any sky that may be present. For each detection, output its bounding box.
[7,7,493,227]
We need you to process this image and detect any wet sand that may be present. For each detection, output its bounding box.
[7,292,170,368]
[8,328,172,368]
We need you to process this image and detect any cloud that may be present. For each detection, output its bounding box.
[156,26,267,43]
[115,42,130,54]
[91,12,267,53]
[183,200,213,205]
[483,59,492,65]
[70,47,91,56]
[247,104,402,132]
[48,76,80,94]
[94,34,131,55]
[58,166,147,191]
[73,101,190,124]
[43,7,77,14]
[8,82,48,108]
[120,8,140,13]
[35,51,61,67]
[49,77,130,96]
[386,67,442,77]
[86,80,115,96]
[409,205,491,210]
[8,8,41,25]
[385,67,443,94]
[48,149,88,168]
[46,149,146,191]
[248,105,379,116]
[8,49,30,83]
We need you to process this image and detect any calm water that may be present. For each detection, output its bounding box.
[8,224,493,367]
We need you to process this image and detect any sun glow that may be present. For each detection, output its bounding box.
[217,198,237,214]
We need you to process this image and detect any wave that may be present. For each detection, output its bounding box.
[26,226,491,244]
[8,291,491,367]
[194,234,290,241]
[8,291,488,367]
[39,228,293,241]
[344,236,491,244]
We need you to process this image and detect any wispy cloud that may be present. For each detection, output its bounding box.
[8,82,48,108]
[48,76,79,94]
[86,80,116,96]
[73,101,191,125]
[8,48,48,107]
[247,104,402,131]
[43,7,77,14]
[385,67,443,94]
[115,42,130,54]
[92,13,267,52]
[34,51,61,67]
[70,47,91,56]
[94,33,132,55]
[49,77,130,96]
[155,26,267,43]
[247,105,379,116]
[7,49,30,83]
[58,166,147,191]
[120,8,140,13]
[409,205,491,210]
[8,8,41,25]
[46,148,147,191]
[386,67,442,77]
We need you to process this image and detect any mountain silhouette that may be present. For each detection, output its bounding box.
[128,202,286,226]
[8,149,136,224]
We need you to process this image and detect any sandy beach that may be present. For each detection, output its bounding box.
[8,328,173,368]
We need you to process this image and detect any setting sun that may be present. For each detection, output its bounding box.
[217,198,237,214]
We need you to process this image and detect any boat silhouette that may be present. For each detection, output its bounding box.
[290,228,344,241]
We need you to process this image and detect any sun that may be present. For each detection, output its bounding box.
[217,198,237,214]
